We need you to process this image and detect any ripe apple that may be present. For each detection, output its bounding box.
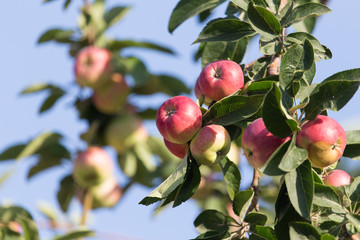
[164,138,188,159]
[190,124,231,166]
[194,79,212,106]
[73,146,114,188]
[105,113,148,154]
[323,169,352,187]
[197,60,244,101]
[296,115,347,168]
[156,96,202,144]
[92,73,130,114]
[241,118,290,169]
[74,46,113,90]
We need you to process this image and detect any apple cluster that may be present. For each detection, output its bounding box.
[156,60,245,166]
[72,146,122,209]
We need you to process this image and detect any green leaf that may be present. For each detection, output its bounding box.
[173,160,201,207]
[203,95,265,126]
[349,176,360,202]
[281,3,331,28]
[219,157,241,200]
[168,0,226,33]
[264,0,280,14]
[133,142,156,172]
[0,144,26,161]
[114,56,149,87]
[64,0,72,9]
[278,134,308,172]
[232,190,254,219]
[194,17,255,43]
[57,175,75,212]
[194,231,230,240]
[320,234,336,240]
[132,74,190,96]
[343,130,360,160]
[37,28,74,44]
[254,226,276,240]
[244,212,267,226]
[287,32,332,61]
[104,6,130,27]
[39,91,65,113]
[346,213,360,232]
[107,40,174,54]
[194,209,229,234]
[289,221,321,240]
[262,83,300,138]
[230,0,249,10]
[279,41,314,96]
[53,230,95,240]
[27,158,62,179]
[251,57,272,81]
[260,140,289,176]
[284,160,314,220]
[313,183,346,214]
[139,158,187,205]
[259,36,282,55]
[304,69,360,120]
[118,152,137,177]
[247,2,281,38]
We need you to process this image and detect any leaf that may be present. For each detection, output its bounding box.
[194,209,229,234]
[289,221,321,240]
[284,160,314,220]
[173,160,201,207]
[279,41,314,97]
[346,213,360,232]
[304,69,360,120]
[220,157,241,200]
[194,17,255,43]
[259,36,282,55]
[39,91,65,113]
[104,6,130,27]
[260,140,289,176]
[168,0,226,33]
[232,190,254,219]
[64,0,72,9]
[57,175,75,212]
[27,158,62,179]
[313,183,346,214]
[244,212,267,226]
[230,0,249,10]
[254,226,276,240]
[343,130,360,160]
[320,234,336,240]
[107,40,174,54]
[114,56,149,87]
[133,142,156,172]
[139,158,187,205]
[262,83,300,138]
[281,3,331,28]
[349,176,360,202]
[251,57,272,81]
[265,0,280,14]
[194,231,230,240]
[53,230,95,240]
[0,144,26,161]
[278,134,308,172]
[203,95,265,126]
[247,2,281,38]
[37,28,74,44]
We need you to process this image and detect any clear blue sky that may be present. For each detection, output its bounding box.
[0,0,360,239]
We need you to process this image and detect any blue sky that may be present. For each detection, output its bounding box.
[0,0,360,239]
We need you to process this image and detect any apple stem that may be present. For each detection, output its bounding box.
[80,190,93,227]
[247,168,260,213]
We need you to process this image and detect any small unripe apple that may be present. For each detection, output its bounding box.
[164,138,188,159]
[323,169,352,187]
[156,96,202,144]
[105,113,148,154]
[296,115,347,168]
[73,146,114,188]
[92,73,130,114]
[74,46,113,90]
[190,124,231,166]
[194,79,212,106]
[241,118,290,169]
[197,60,244,101]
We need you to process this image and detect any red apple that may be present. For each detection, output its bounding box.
[92,73,130,114]
[197,60,244,101]
[323,169,352,187]
[190,124,231,166]
[241,118,290,169]
[105,113,148,154]
[296,115,346,168]
[194,79,212,106]
[73,146,114,188]
[74,46,113,90]
[156,96,202,144]
[164,138,188,159]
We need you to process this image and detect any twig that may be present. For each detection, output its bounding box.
[247,168,260,213]
[80,190,93,226]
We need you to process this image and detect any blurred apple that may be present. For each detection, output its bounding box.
[323,169,352,187]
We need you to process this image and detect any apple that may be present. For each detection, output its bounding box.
[164,138,188,159]
[190,124,231,166]
[194,79,212,106]
[105,113,148,154]
[241,118,290,169]
[92,73,130,114]
[74,46,113,90]
[211,142,240,171]
[156,96,202,144]
[296,115,347,168]
[197,60,244,101]
[323,169,352,187]
[73,146,114,188]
